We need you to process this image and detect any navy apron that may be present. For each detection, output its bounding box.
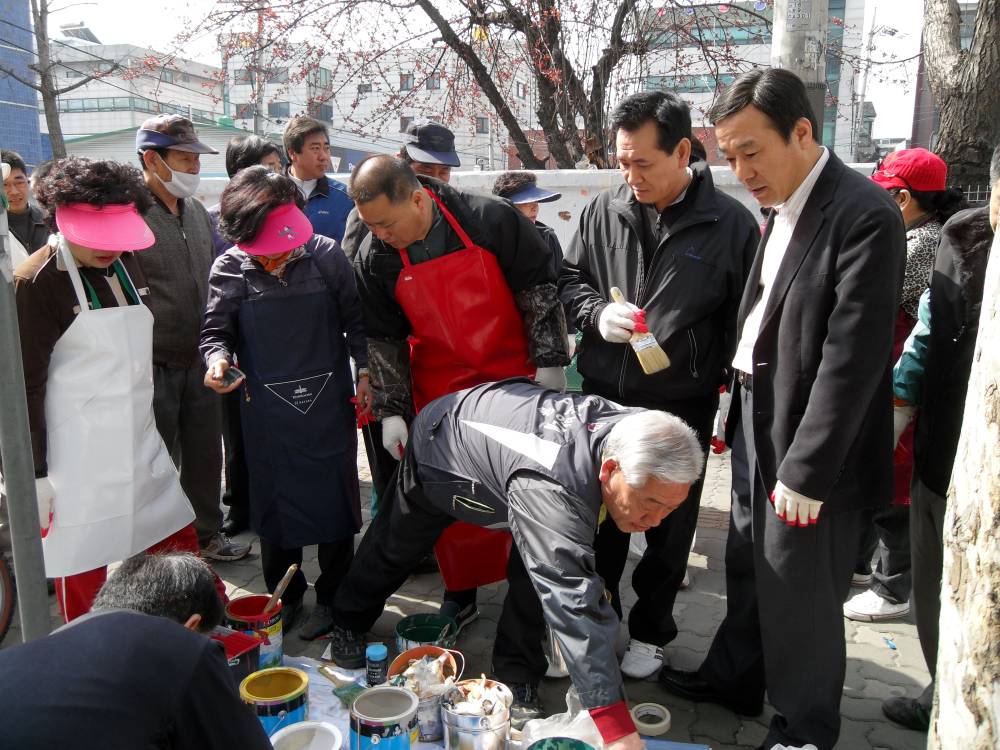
[237,257,361,548]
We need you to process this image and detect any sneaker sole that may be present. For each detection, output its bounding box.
[843,606,910,622]
[201,550,251,562]
[851,576,873,587]
[451,609,480,635]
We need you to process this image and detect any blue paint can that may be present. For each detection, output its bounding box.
[350,686,419,750]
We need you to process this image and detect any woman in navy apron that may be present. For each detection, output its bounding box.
[201,167,370,639]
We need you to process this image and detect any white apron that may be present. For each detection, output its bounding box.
[41,240,194,576]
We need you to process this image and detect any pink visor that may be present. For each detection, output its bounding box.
[239,202,314,256]
[55,202,154,251]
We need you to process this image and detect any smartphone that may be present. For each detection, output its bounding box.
[220,366,246,387]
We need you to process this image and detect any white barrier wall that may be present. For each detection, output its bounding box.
[199,164,875,251]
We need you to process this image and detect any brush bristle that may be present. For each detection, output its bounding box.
[630,332,671,375]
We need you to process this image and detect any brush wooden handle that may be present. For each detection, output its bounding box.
[265,564,298,613]
[609,286,630,307]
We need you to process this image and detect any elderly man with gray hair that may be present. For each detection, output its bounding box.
[325,378,703,750]
[0,554,270,749]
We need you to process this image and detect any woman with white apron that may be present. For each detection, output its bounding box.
[13,157,217,621]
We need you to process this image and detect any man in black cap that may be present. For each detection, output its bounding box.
[135,114,249,563]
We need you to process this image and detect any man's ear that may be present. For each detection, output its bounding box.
[598,458,617,484]
[793,117,815,148]
[183,613,203,632]
[675,137,692,168]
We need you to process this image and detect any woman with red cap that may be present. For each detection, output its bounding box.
[13,157,220,621]
[201,166,369,637]
[845,148,967,622]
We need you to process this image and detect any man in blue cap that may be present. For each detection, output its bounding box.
[135,114,250,563]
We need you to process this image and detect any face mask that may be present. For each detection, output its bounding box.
[156,156,200,199]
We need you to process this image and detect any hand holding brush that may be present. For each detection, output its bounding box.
[608,287,671,375]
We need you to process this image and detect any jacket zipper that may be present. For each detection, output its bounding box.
[687,329,700,379]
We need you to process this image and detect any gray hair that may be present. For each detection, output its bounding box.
[602,410,704,487]
[92,553,223,632]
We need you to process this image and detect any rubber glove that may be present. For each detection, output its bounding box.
[597,302,639,343]
[771,481,822,527]
[711,386,731,454]
[382,415,408,460]
[893,404,916,449]
[534,366,567,392]
[36,476,54,537]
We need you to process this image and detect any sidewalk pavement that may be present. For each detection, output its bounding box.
[6,448,930,750]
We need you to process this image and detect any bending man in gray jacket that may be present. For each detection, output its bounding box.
[325,379,704,750]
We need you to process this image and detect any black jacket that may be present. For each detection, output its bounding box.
[915,207,994,496]
[9,204,49,255]
[736,152,906,512]
[559,163,759,405]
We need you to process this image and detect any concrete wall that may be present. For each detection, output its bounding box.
[198,163,875,250]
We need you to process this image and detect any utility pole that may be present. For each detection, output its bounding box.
[770,0,830,143]
[854,8,879,161]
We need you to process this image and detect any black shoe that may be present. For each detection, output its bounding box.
[298,604,335,641]
[220,508,250,536]
[325,624,366,668]
[439,600,480,634]
[412,553,439,575]
[882,696,930,732]
[509,682,544,729]
[282,599,304,632]
[658,666,763,716]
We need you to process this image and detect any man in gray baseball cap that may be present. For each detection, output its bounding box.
[135,114,219,155]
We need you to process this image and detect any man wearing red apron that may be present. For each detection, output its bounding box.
[350,155,569,723]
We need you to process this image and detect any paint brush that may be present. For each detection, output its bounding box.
[264,563,298,614]
[610,287,670,375]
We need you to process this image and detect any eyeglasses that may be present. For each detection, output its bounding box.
[871,156,915,192]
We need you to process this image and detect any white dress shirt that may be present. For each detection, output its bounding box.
[732,147,829,373]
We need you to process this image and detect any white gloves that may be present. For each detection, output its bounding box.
[893,404,916,449]
[771,481,822,527]
[36,476,54,536]
[597,302,639,343]
[534,366,567,392]
[382,415,408,460]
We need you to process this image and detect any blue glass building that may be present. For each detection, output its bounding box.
[0,0,47,167]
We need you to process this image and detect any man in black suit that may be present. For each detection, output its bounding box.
[658,69,906,750]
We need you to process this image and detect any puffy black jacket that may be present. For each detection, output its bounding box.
[559,163,759,405]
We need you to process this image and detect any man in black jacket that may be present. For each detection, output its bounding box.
[2,150,49,263]
[881,143,999,732]
[559,90,759,679]
[658,69,906,750]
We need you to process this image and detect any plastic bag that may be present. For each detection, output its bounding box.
[521,687,603,750]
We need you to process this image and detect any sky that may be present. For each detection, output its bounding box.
[47,0,926,141]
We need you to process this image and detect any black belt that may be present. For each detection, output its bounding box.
[735,370,753,391]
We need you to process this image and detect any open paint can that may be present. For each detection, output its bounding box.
[210,625,262,684]
[227,593,283,669]
[388,646,465,741]
[240,667,309,736]
[271,720,343,750]
[350,686,419,750]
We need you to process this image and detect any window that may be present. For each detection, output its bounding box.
[161,70,176,84]
[311,67,332,88]
[400,115,413,132]
[307,102,333,121]
[267,68,289,84]
[234,102,256,119]
[475,116,489,135]
[234,68,254,86]
[268,100,290,118]
[399,73,414,91]
[426,73,441,90]
[64,67,83,79]
[357,83,372,94]
[516,81,527,99]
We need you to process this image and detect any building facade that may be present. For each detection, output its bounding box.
[0,0,46,166]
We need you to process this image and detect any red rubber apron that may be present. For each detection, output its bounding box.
[395,189,535,589]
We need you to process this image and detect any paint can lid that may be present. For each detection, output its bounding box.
[367,643,388,661]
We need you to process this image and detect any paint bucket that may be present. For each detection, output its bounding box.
[271,720,343,750]
[441,679,512,750]
[210,625,262,684]
[227,593,283,669]
[388,646,465,742]
[350,686,420,750]
[240,667,309,737]
[394,613,458,652]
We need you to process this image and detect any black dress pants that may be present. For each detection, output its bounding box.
[855,501,911,604]
[222,390,250,516]
[593,393,716,645]
[698,384,862,750]
[261,536,355,607]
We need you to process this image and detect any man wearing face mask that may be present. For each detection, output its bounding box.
[135,115,250,564]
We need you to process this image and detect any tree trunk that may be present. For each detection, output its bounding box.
[923,0,1000,186]
[931,228,1000,747]
[30,0,67,159]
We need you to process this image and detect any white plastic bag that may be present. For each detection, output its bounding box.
[521,687,604,750]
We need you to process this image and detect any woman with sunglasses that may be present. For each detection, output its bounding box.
[845,148,967,623]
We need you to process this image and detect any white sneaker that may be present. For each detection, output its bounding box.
[843,589,910,622]
[770,744,818,750]
[620,638,664,678]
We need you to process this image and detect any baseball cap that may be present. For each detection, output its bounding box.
[870,148,947,193]
[504,184,562,205]
[136,114,219,154]
[239,202,314,256]
[403,119,461,167]
[55,203,155,251]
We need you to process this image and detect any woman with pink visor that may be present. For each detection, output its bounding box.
[13,157,224,621]
[201,166,370,638]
